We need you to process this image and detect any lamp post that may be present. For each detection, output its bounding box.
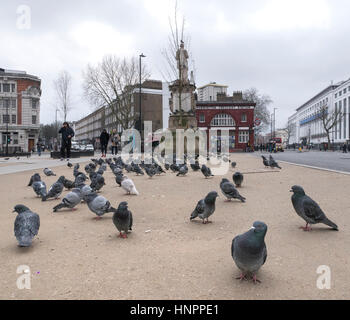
[139,53,146,137]
[5,102,9,156]
[273,107,277,140]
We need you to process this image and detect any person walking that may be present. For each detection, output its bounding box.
[36,140,42,157]
[59,121,75,161]
[111,129,120,155]
[100,129,110,157]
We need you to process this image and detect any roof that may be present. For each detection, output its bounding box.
[197,82,229,90]
[0,68,41,82]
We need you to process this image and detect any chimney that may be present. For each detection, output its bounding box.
[232,91,243,101]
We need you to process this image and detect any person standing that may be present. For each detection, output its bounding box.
[59,121,75,161]
[111,129,120,155]
[36,139,42,156]
[100,129,110,157]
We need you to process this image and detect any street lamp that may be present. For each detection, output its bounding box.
[139,53,146,137]
[273,107,277,140]
[5,102,9,156]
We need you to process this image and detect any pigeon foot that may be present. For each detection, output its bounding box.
[299,224,312,231]
[252,274,261,284]
[94,216,102,220]
[236,273,248,281]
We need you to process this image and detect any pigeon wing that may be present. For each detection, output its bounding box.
[302,196,327,222]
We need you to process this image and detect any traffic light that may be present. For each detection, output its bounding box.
[7,137,11,143]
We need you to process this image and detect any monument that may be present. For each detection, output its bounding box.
[168,41,197,130]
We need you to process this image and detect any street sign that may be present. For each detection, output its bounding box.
[254,118,262,126]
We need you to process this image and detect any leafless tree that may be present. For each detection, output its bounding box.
[282,121,296,146]
[53,70,72,122]
[243,88,272,135]
[82,55,150,131]
[316,104,344,150]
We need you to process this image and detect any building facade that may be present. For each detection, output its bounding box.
[288,79,350,148]
[195,91,256,152]
[197,82,228,102]
[0,68,41,153]
[75,80,167,145]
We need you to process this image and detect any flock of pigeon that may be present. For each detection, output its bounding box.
[12,153,339,285]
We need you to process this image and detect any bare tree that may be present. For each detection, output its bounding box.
[161,1,195,125]
[82,55,150,131]
[282,121,296,146]
[54,70,72,122]
[316,104,343,150]
[243,88,272,135]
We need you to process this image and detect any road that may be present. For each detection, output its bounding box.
[252,150,350,173]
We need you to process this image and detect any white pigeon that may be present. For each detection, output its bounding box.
[121,176,139,195]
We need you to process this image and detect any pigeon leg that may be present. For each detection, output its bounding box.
[118,232,123,238]
[299,223,312,231]
[94,216,102,221]
[71,208,77,211]
[252,274,261,284]
[224,199,232,202]
[236,273,248,281]
[206,218,212,224]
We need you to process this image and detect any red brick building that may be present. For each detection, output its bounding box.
[195,91,256,152]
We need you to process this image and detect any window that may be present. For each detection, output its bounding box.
[335,93,338,98]
[241,113,247,122]
[32,115,36,124]
[11,99,16,108]
[344,88,347,94]
[199,113,205,123]
[238,131,249,143]
[11,84,15,92]
[3,114,9,123]
[32,99,38,109]
[3,83,10,92]
[12,115,16,124]
[210,113,235,126]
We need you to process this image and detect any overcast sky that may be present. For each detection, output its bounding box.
[1,0,350,129]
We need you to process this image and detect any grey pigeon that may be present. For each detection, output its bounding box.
[269,155,281,169]
[233,172,244,187]
[42,176,65,201]
[290,185,338,231]
[90,174,105,192]
[67,162,73,168]
[73,163,80,171]
[53,188,81,212]
[261,156,270,168]
[190,191,218,224]
[220,178,246,202]
[32,180,47,198]
[201,165,214,178]
[85,192,115,220]
[231,221,268,284]
[190,161,200,171]
[13,205,40,247]
[28,173,41,186]
[81,185,93,201]
[177,165,188,176]
[43,167,56,176]
[145,166,156,178]
[63,178,75,190]
[112,201,133,238]
[74,174,87,189]
[115,172,124,187]
[231,162,237,169]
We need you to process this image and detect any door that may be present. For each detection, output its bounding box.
[28,139,34,152]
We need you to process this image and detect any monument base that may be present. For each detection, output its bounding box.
[168,113,197,131]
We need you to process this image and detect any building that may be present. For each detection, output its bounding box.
[195,90,256,152]
[288,78,350,148]
[0,68,41,153]
[75,80,167,145]
[197,82,228,102]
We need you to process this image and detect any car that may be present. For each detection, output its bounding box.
[85,144,94,151]
[79,145,86,151]
[71,141,80,151]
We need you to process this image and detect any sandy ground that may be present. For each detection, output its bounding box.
[0,153,349,300]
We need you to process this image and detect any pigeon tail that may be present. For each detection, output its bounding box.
[18,236,33,247]
[322,218,338,230]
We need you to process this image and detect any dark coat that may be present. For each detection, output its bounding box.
[100,131,110,145]
[58,126,75,142]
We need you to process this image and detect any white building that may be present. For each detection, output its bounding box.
[197,82,228,101]
[288,79,350,147]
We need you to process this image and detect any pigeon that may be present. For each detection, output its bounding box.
[164,163,170,171]
[190,161,200,171]
[74,174,87,189]
[73,163,80,171]
[112,201,133,238]
[53,188,82,212]
[290,185,338,231]
[261,156,270,168]
[90,174,105,192]
[201,165,214,178]
[231,162,237,169]
[43,168,56,176]
[115,172,124,187]
[28,173,41,186]
[145,166,156,178]
[170,163,180,173]
[85,164,93,174]
[63,178,75,190]
[220,178,246,202]
[133,165,144,176]
[13,205,40,247]
[84,192,115,220]
[155,164,166,175]
[190,191,218,224]
[231,221,268,284]
[233,172,244,188]
[81,185,93,201]
[121,176,139,195]
[67,162,73,168]
[42,176,65,201]
[32,180,47,198]
[269,155,281,169]
[177,165,188,176]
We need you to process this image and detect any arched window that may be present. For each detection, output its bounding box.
[210,113,235,126]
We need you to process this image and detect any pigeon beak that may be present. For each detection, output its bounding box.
[250,226,255,230]
[289,189,293,192]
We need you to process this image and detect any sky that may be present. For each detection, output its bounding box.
[1,0,350,129]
